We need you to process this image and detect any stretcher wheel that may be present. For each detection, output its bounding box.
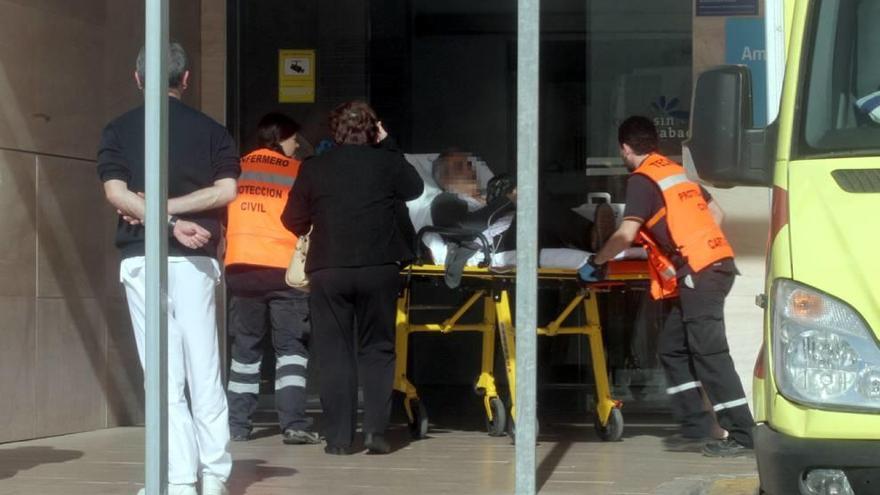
[485,397,507,437]
[407,399,429,439]
[594,407,624,442]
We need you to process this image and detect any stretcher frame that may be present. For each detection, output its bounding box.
[394,259,650,441]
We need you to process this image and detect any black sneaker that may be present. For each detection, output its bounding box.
[662,434,708,452]
[364,433,391,454]
[702,438,752,457]
[282,429,322,445]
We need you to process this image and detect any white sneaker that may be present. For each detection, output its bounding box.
[201,475,229,495]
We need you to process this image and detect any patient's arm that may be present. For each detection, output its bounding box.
[430,193,468,228]
[593,219,641,265]
[430,193,513,231]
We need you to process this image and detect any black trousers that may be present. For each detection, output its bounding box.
[309,264,400,448]
[658,264,756,447]
[227,288,311,435]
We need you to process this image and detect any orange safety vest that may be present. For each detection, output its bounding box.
[637,231,679,300]
[633,153,734,300]
[225,148,301,270]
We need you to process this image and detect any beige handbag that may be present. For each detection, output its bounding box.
[285,229,311,291]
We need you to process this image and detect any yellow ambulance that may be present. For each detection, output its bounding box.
[685,1,880,493]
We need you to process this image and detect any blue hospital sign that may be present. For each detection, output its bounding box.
[725,18,767,127]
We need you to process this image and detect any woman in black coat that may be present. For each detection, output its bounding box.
[281,101,423,454]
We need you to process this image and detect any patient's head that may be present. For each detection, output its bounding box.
[432,149,481,198]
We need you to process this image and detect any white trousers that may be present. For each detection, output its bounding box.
[120,256,232,485]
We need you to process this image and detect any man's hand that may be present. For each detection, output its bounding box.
[104,180,146,223]
[119,192,146,225]
[376,121,389,143]
[119,210,142,225]
[172,220,211,249]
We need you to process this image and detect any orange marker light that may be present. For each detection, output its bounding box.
[789,289,825,320]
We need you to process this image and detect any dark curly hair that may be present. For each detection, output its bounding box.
[329,101,379,145]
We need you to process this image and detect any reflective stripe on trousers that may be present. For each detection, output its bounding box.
[666,381,701,395]
[713,397,749,412]
[228,359,261,395]
[275,354,308,391]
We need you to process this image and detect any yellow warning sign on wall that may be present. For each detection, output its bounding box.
[278,49,315,103]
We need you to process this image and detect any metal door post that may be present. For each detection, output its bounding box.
[144,0,170,492]
[515,0,540,493]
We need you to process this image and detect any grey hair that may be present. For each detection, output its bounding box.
[136,42,188,88]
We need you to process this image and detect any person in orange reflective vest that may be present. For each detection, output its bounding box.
[224,113,320,445]
[583,116,755,457]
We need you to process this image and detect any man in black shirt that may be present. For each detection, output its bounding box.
[97,43,239,495]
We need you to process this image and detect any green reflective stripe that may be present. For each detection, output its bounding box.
[240,171,295,187]
[656,173,689,191]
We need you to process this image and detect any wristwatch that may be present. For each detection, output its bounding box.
[167,215,179,231]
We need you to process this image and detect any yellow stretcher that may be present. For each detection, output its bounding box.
[394,256,650,441]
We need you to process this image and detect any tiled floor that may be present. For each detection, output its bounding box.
[0,413,757,495]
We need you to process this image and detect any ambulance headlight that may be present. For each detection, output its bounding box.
[772,279,880,411]
[800,469,854,495]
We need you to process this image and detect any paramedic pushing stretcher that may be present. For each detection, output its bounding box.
[582,116,755,457]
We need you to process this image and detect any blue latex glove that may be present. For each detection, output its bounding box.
[578,256,606,282]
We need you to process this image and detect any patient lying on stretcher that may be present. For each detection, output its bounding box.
[428,149,616,258]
